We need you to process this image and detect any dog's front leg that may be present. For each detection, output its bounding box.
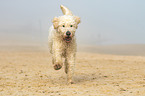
[66,52,76,84]
[52,42,63,70]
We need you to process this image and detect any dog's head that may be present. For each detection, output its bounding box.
[52,5,80,43]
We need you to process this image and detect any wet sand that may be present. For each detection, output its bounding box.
[0,50,145,96]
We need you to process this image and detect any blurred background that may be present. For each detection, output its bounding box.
[0,0,145,55]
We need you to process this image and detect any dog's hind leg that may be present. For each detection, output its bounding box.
[66,53,76,84]
[64,58,68,74]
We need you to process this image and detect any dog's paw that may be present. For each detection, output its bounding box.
[54,64,62,70]
[70,81,74,84]
[67,79,74,84]
[67,81,74,85]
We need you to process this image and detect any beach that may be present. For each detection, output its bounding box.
[0,47,145,96]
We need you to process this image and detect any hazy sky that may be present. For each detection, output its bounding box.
[0,0,145,46]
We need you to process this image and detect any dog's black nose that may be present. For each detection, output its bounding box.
[66,31,71,36]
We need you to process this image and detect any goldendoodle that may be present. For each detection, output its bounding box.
[48,5,80,84]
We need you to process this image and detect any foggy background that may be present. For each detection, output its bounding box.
[0,0,145,55]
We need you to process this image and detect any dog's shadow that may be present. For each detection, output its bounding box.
[74,72,103,84]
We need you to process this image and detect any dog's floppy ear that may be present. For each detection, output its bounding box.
[75,16,81,25]
[52,17,59,29]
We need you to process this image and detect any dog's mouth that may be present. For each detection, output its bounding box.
[64,37,72,43]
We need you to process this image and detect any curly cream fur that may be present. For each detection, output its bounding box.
[48,5,80,84]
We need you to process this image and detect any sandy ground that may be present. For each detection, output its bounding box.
[0,51,145,96]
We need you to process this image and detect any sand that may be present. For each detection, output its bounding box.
[0,50,145,96]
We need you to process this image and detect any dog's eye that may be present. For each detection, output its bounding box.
[62,25,65,27]
[70,25,73,27]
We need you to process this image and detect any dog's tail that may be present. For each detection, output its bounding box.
[60,5,73,15]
